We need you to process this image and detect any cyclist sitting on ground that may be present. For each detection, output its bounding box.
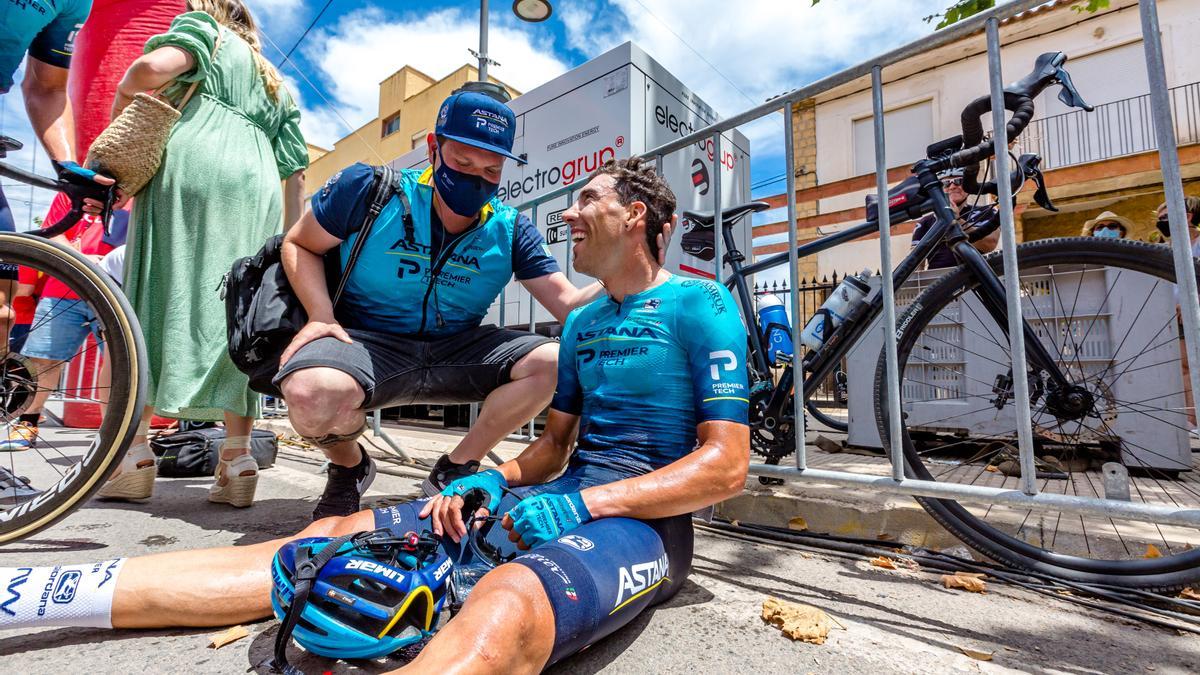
[0,157,751,673]
[277,90,668,519]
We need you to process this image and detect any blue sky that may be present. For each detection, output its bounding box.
[1,0,950,227]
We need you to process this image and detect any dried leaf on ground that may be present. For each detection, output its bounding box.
[1144,544,1162,559]
[941,572,987,593]
[789,516,808,531]
[1180,587,1200,600]
[984,465,1000,473]
[958,646,994,661]
[208,625,249,649]
[762,597,832,644]
[870,556,897,570]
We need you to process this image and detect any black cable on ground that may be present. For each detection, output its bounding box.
[696,518,1200,635]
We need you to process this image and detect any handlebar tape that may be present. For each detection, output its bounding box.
[952,92,1035,194]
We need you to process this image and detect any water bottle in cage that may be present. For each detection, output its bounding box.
[756,294,794,365]
[799,270,871,353]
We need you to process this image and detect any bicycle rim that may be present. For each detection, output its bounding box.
[882,237,1200,589]
[0,233,145,544]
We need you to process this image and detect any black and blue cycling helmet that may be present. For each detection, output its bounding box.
[270,529,454,663]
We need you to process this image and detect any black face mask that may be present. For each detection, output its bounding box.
[1157,218,1173,239]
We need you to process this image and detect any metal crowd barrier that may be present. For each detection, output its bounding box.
[498,0,1200,530]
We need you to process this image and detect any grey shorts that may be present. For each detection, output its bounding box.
[273,325,554,410]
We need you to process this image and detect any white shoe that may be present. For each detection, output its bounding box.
[96,443,156,500]
[208,453,258,508]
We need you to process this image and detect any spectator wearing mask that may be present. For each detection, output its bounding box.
[1155,196,1200,256]
[1082,211,1132,239]
[102,0,308,506]
[910,169,1001,269]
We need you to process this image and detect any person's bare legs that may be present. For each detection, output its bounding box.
[110,510,376,628]
[0,279,16,350]
[279,366,366,468]
[447,343,558,464]
[394,564,555,674]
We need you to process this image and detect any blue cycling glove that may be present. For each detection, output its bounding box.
[52,160,99,182]
[441,469,507,513]
[508,492,592,548]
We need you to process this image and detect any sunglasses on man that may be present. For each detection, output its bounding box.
[941,177,964,188]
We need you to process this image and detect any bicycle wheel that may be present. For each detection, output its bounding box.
[0,233,145,544]
[876,237,1200,589]
[805,366,849,432]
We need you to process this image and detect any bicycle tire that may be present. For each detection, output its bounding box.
[0,233,146,544]
[875,237,1200,590]
[805,399,848,433]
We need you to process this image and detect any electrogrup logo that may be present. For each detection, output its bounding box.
[497,144,617,202]
[655,104,739,171]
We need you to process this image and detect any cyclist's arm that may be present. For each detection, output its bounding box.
[580,420,748,519]
[522,273,603,323]
[112,46,195,120]
[21,59,74,163]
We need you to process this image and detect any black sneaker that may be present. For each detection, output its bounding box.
[312,444,377,520]
[421,455,481,497]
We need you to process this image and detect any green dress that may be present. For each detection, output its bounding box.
[125,12,308,420]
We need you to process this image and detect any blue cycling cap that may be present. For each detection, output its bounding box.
[435,91,525,165]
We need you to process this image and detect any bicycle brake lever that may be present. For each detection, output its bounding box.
[1030,166,1057,212]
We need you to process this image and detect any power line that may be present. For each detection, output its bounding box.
[258,27,388,165]
[281,0,336,66]
[626,0,757,106]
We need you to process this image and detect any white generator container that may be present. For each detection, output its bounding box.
[390,42,753,328]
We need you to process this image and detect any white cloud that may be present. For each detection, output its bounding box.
[561,0,947,157]
[291,6,570,149]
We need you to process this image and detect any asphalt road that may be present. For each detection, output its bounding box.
[1,443,1197,674]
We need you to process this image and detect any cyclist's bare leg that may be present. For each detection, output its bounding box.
[446,342,558,464]
[279,366,366,468]
[110,510,376,628]
[394,563,555,675]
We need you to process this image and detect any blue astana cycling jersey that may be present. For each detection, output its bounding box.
[552,275,750,474]
[0,0,91,93]
[312,163,559,337]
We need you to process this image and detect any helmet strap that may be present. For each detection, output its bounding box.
[272,532,358,675]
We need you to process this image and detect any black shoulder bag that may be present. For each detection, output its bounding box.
[223,165,408,396]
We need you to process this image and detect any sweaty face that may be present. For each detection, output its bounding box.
[562,174,629,278]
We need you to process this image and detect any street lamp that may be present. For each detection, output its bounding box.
[473,0,554,82]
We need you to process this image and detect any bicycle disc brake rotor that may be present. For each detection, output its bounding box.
[0,353,36,418]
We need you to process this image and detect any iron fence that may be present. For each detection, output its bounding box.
[1019,80,1200,170]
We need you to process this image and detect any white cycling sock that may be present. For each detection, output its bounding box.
[0,559,125,630]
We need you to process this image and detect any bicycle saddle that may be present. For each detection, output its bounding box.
[681,201,770,229]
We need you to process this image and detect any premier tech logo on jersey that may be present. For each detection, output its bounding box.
[611,552,669,614]
[388,238,481,280]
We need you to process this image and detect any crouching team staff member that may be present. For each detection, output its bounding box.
[278,90,628,519]
[0,158,751,674]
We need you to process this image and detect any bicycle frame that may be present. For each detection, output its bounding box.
[723,161,1073,424]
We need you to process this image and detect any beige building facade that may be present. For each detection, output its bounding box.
[760,0,1200,278]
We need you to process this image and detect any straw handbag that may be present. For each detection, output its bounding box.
[87,30,222,196]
